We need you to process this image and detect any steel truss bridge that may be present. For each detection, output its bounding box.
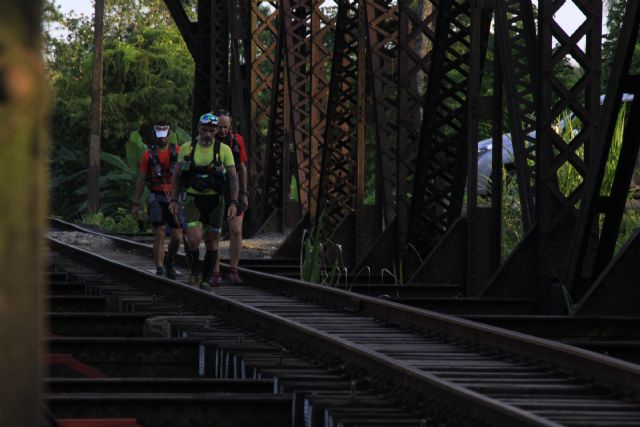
[163,0,640,315]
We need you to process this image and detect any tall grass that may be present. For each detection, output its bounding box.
[299,212,347,286]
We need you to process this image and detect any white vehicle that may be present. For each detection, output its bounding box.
[476,94,633,195]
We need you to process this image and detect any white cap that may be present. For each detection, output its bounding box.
[154,125,170,138]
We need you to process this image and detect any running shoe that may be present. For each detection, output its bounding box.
[228,268,243,285]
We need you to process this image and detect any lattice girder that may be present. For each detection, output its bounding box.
[308,1,335,219]
[396,0,438,255]
[407,0,472,256]
[536,0,601,284]
[317,0,365,241]
[493,0,537,229]
[281,0,312,215]
[365,0,399,226]
[264,26,288,217]
[250,0,280,227]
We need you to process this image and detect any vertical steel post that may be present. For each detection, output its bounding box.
[536,0,601,307]
[190,0,213,136]
[566,0,640,299]
[264,23,289,229]
[0,2,47,424]
[365,0,399,227]
[282,0,312,216]
[493,0,538,230]
[465,0,492,294]
[308,1,335,220]
[408,0,472,258]
[317,0,366,263]
[396,0,436,258]
[228,0,252,143]
[249,0,280,232]
[211,0,230,109]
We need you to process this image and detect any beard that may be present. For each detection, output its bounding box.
[199,137,213,146]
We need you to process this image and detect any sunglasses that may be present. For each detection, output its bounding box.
[199,113,219,125]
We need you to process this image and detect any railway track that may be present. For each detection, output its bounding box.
[51,219,640,363]
[45,220,640,426]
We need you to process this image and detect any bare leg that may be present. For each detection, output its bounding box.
[228,215,243,269]
[153,226,165,268]
[186,227,202,251]
[168,228,182,259]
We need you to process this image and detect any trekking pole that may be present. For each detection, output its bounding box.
[162,179,192,273]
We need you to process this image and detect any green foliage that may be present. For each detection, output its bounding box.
[602,0,640,86]
[300,214,325,283]
[555,111,583,199]
[81,207,140,233]
[174,127,193,146]
[501,104,640,256]
[600,105,627,196]
[501,168,525,257]
[125,131,147,174]
[299,213,346,286]
[290,175,299,202]
[381,259,405,286]
[46,0,194,219]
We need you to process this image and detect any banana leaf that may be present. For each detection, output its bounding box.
[50,168,87,187]
[125,131,147,174]
[101,151,129,171]
[175,126,192,145]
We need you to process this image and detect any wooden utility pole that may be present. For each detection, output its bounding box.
[0,1,48,425]
[88,0,105,213]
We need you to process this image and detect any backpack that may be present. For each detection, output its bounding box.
[180,139,226,193]
[146,143,177,189]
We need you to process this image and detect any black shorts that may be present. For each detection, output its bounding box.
[184,193,225,233]
[148,192,180,228]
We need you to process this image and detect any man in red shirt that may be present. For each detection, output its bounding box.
[131,121,183,279]
[215,109,248,284]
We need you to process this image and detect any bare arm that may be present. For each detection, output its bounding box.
[171,162,183,201]
[131,173,146,217]
[226,165,239,201]
[239,162,248,194]
[132,173,146,204]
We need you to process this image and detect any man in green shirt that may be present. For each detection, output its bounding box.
[169,113,239,289]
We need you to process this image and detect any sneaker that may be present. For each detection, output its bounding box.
[211,273,223,286]
[188,274,200,286]
[165,260,176,280]
[156,267,164,276]
[228,268,243,285]
[200,279,217,291]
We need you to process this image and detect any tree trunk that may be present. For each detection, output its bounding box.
[88,0,105,213]
[0,1,48,425]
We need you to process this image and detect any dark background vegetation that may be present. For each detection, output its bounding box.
[44,0,631,222]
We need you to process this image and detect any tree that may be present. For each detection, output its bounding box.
[88,0,105,213]
[602,0,640,85]
[46,0,194,217]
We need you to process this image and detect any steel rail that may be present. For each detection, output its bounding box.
[49,218,640,395]
[49,234,565,427]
